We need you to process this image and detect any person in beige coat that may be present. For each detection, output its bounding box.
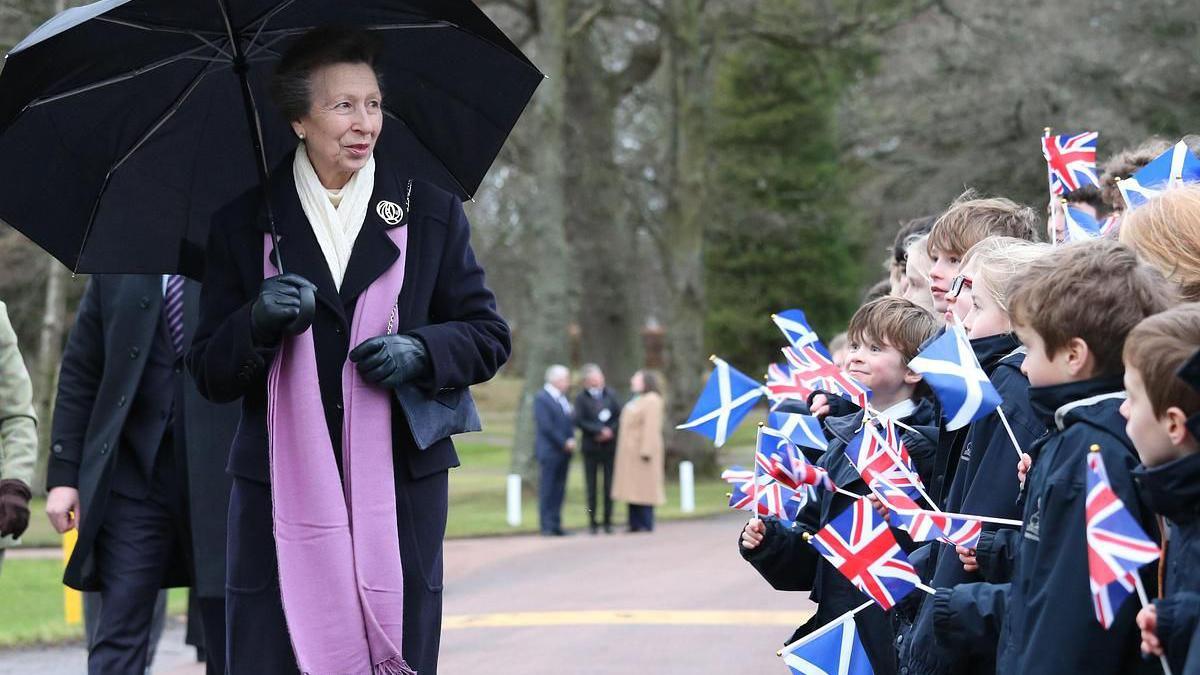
[0,300,39,575]
[611,370,665,532]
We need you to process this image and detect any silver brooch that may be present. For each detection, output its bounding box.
[376,200,404,225]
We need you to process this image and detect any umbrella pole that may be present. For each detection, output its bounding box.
[215,0,285,273]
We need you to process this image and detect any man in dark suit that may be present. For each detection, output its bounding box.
[535,364,576,536]
[574,364,621,534]
[45,275,239,675]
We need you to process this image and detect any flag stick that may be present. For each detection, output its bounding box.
[916,582,937,595]
[753,423,763,520]
[996,407,1025,459]
[776,600,874,656]
[936,510,1023,527]
[1133,574,1175,675]
[835,487,862,499]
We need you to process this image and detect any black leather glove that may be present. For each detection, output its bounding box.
[348,334,430,389]
[0,479,32,539]
[251,273,316,346]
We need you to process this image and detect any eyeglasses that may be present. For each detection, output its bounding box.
[947,274,973,300]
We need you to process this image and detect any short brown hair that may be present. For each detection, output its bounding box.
[927,191,1040,258]
[847,296,938,363]
[1008,239,1177,377]
[1123,304,1200,418]
[1099,137,1172,212]
[1120,184,1200,302]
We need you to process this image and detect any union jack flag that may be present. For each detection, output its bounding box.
[765,362,816,406]
[725,462,806,521]
[783,345,871,409]
[1085,450,1160,628]
[870,475,983,548]
[809,497,922,609]
[1042,131,1099,195]
[846,426,926,504]
[758,426,836,492]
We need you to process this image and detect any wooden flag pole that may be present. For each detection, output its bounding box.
[776,600,874,657]
[1133,573,1175,675]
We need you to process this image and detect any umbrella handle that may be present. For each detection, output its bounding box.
[283,285,315,335]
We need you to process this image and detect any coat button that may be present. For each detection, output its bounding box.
[100,442,109,454]
[335,326,344,335]
[335,403,344,411]
[129,347,140,359]
[52,442,63,454]
[117,395,126,407]
[139,296,150,309]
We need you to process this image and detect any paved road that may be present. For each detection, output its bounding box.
[1,514,815,674]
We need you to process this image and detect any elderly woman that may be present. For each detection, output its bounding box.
[610,371,665,532]
[188,27,509,675]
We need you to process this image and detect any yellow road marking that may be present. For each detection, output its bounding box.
[443,610,813,629]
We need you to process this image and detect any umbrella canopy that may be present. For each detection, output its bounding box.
[0,0,541,276]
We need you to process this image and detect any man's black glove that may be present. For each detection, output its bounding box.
[348,334,430,389]
[251,273,316,346]
[0,479,32,539]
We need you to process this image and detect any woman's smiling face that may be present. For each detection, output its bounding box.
[291,62,383,188]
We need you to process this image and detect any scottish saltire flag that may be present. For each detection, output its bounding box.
[1118,140,1200,210]
[908,324,1002,430]
[769,410,829,451]
[784,345,872,409]
[846,427,926,504]
[809,497,921,609]
[766,362,817,406]
[758,426,835,492]
[783,614,873,675]
[773,309,832,357]
[1062,203,1105,241]
[1042,131,1099,195]
[1086,451,1161,628]
[676,357,765,447]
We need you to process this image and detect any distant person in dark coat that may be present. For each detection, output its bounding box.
[574,364,620,534]
[45,274,239,675]
[536,365,576,536]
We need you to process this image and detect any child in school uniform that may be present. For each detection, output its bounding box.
[739,297,939,675]
[921,196,1040,506]
[935,239,1174,675]
[896,237,1050,675]
[1122,305,1200,674]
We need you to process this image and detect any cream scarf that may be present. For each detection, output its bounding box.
[293,144,376,289]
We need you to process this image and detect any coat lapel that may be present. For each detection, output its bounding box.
[256,153,345,323]
[339,169,402,307]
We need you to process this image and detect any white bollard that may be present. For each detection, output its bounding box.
[679,461,695,513]
[506,474,523,527]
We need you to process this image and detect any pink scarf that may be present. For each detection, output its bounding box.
[263,225,415,675]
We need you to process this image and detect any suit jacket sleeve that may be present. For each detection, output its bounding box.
[47,278,105,489]
[534,394,570,450]
[0,302,37,486]
[187,212,277,404]
[575,392,604,435]
[406,197,510,393]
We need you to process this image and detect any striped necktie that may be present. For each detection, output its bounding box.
[163,274,185,355]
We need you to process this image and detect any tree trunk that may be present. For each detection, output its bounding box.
[658,0,717,472]
[509,0,573,483]
[563,29,657,395]
[31,256,66,493]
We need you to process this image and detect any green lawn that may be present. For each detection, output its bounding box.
[0,559,186,649]
[2,375,762,648]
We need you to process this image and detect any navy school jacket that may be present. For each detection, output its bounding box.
[897,334,1047,675]
[935,376,1161,675]
[739,398,939,675]
[1135,452,1200,674]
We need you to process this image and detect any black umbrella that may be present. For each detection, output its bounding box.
[0,0,541,277]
